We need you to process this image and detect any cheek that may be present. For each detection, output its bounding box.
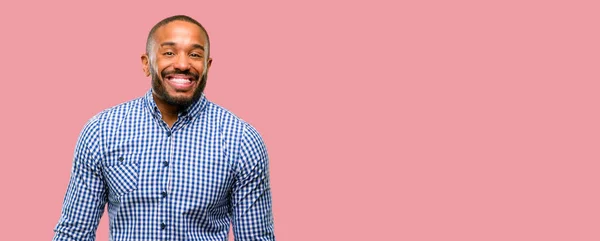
[192,62,206,72]
[154,59,171,73]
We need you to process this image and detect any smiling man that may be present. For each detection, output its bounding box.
[53,15,275,241]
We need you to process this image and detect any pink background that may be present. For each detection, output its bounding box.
[1,0,599,240]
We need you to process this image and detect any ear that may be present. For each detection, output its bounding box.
[141,53,151,77]
[205,57,213,73]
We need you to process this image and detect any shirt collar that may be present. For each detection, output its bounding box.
[143,89,207,120]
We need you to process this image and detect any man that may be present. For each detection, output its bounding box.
[53,15,275,241]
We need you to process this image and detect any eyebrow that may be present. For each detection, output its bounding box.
[160,42,204,51]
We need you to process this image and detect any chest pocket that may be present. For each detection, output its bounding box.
[104,154,141,198]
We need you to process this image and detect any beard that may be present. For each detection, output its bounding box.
[151,67,206,108]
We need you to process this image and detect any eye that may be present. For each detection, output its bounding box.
[163,52,175,56]
[190,53,203,58]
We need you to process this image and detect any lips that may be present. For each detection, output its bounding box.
[165,74,195,89]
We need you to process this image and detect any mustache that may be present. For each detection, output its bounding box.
[161,69,200,81]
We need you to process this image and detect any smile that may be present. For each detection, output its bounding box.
[169,77,192,83]
[165,74,196,89]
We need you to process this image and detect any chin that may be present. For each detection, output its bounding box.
[152,74,206,108]
[163,93,195,107]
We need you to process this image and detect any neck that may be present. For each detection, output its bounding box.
[152,93,183,128]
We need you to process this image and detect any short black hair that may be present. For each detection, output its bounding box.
[145,15,210,57]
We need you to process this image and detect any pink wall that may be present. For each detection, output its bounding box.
[1,0,599,240]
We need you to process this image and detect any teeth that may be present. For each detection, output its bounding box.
[171,78,190,83]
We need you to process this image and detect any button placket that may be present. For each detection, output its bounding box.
[158,127,174,237]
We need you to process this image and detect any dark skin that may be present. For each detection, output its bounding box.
[140,21,213,127]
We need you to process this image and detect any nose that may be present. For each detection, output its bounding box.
[173,54,191,71]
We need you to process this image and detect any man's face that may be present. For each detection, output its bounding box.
[142,20,212,108]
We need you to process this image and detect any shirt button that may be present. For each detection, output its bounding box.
[163,161,169,167]
[166,132,171,137]
[161,191,167,198]
[118,157,124,161]
[160,222,166,230]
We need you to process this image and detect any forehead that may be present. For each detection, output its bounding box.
[153,20,207,46]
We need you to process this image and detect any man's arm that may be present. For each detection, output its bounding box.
[231,124,275,241]
[53,118,107,241]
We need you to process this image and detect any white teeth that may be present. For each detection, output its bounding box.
[171,78,190,83]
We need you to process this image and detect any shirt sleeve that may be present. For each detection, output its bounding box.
[231,124,275,241]
[53,117,107,241]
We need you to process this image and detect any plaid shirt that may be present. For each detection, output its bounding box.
[53,90,275,241]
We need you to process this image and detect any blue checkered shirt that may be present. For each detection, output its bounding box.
[53,90,275,241]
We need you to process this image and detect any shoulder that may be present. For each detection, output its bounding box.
[91,97,145,125]
[202,100,266,153]
[203,100,262,137]
[79,97,145,139]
